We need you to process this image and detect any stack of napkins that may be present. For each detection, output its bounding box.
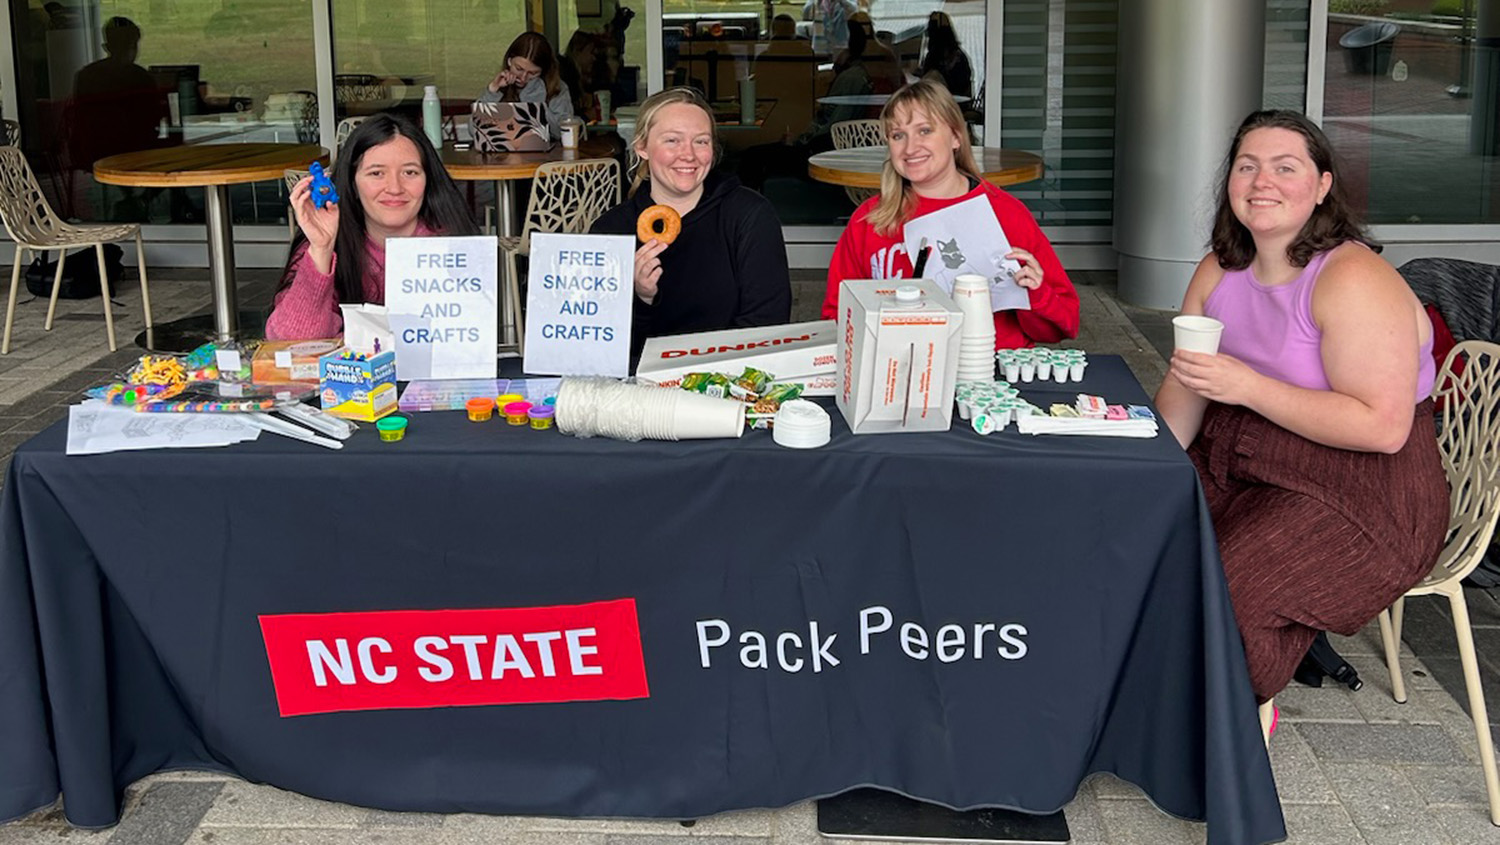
[1016,415,1159,438]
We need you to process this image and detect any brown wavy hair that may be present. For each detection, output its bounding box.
[1210,109,1378,270]
[503,32,563,102]
[867,79,980,237]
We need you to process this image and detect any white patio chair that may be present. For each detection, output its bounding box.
[1378,339,1500,826]
[0,146,150,353]
[831,118,885,208]
[497,158,620,356]
[333,117,364,160]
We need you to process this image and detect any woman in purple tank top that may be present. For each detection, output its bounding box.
[1153,110,1448,706]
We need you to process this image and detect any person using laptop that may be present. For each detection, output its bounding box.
[589,87,791,359]
[266,113,479,340]
[476,32,572,141]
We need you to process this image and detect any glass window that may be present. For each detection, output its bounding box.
[659,0,985,226]
[1322,1,1499,224]
[10,0,317,225]
[1000,0,1116,226]
[1266,0,1311,110]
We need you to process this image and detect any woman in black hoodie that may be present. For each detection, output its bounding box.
[591,87,792,358]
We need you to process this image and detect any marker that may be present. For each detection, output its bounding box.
[911,237,931,277]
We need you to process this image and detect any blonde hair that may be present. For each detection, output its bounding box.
[866,80,980,237]
[627,87,721,198]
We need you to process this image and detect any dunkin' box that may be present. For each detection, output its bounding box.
[637,320,837,390]
[318,348,398,421]
[836,278,963,434]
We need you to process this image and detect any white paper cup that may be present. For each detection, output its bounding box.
[670,391,745,439]
[1172,315,1225,355]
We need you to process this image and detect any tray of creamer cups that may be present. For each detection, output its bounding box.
[772,399,831,449]
[995,348,1088,384]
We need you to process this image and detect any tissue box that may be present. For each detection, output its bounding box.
[836,278,963,434]
[253,339,342,384]
[636,320,837,387]
[318,349,398,421]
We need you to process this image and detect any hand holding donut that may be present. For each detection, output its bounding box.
[633,239,668,304]
[1005,248,1045,290]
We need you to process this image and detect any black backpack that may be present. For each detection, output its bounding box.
[24,243,124,300]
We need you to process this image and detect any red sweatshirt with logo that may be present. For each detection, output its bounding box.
[820,181,1079,349]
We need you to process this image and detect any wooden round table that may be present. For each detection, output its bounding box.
[807,147,1044,190]
[439,135,619,235]
[95,143,328,342]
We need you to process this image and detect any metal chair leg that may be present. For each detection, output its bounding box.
[3,246,25,353]
[44,249,65,330]
[95,244,116,351]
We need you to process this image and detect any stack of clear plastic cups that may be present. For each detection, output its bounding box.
[952,274,997,382]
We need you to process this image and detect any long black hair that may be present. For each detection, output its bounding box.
[1210,109,1377,270]
[277,112,478,307]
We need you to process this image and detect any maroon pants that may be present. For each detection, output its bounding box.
[1188,401,1449,702]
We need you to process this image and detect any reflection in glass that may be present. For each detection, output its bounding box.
[1322,0,1498,224]
[661,0,986,226]
[12,0,316,225]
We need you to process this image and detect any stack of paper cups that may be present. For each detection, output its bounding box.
[555,378,745,441]
[952,274,997,382]
[772,399,831,448]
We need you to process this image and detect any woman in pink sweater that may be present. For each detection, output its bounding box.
[265,113,478,340]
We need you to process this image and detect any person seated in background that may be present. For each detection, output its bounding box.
[589,87,791,358]
[477,32,573,141]
[1154,110,1447,708]
[67,17,169,175]
[821,80,1078,349]
[918,12,972,100]
[265,114,479,340]
[770,13,799,39]
[559,30,602,123]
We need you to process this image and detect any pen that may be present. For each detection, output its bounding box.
[912,239,931,277]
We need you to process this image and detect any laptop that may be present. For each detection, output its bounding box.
[471,101,553,152]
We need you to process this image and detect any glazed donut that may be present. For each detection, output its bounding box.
[636,204,682,245]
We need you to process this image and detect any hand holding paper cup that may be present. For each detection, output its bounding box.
[1172,315,1225,355]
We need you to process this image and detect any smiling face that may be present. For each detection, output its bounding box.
[886,104,962,197]
[1228,126,1333,243]
[354,134,426,241]
[637,102,715,206]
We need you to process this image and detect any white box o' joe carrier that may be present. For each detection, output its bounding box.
[836,278,963,434]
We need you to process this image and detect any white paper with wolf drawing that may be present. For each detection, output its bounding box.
[902,196,1029,311]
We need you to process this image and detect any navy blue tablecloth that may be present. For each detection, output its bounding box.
[0,356,1283,844]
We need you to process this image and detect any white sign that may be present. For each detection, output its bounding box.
[384,236,498,380]
[903,196,1030,312]
[524,232,634,377]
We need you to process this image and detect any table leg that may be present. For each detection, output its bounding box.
[204,184,240,341]
[497,179,520,353]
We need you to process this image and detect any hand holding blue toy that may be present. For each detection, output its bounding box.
[309,162,339,209]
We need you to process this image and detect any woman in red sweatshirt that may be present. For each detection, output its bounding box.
[820,80,1078,349]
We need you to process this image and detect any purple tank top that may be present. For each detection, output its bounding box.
[1202,250,1436,403]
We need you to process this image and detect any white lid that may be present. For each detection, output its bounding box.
[773,399,831,448]
[424,85,438,95]
[894,285,921,303]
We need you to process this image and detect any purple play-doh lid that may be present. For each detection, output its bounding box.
[528,405,555,419]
